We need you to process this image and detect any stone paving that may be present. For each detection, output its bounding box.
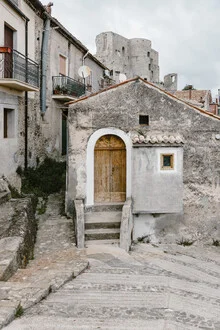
[0,194,88,329]
[3,241,220,329]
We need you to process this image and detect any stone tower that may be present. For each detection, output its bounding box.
[95,32,159,83]
[164,73,178,92]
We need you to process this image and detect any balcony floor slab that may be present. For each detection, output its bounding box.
[52,95,78,102]
[0,79,39,92]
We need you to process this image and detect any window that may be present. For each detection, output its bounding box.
[59,55,66,76]
[122,46,125,55]
[139,115,149,125]
[4,108,15,138]
[161,154,174,170]
[148,64,151,70]
[147,51,150,57]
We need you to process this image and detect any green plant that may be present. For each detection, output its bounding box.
[20,157,66,197]
[212,239,220,247]
[182,84,196,91]
[37,197,48,215]
[16,166,23,176]
[8,184,21,198]
[176,237,194,246]
[137,235,151,244]
[15,305,24,318]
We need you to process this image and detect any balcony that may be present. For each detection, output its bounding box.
[52,75,85,101]
[0,47,39,91]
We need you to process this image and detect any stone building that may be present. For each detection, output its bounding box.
[66,77,220,248]
[0,0,44,187]
[0,0,108,187]
[42,13,108,157]
[95,32,159,84]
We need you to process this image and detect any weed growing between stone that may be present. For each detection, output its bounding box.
[176,237,194,246]
[15,305,24,318]
[212,239,220,247]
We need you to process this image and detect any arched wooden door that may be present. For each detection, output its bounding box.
[94,135,126,203]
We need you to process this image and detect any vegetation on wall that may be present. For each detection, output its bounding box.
[17,157,66,197]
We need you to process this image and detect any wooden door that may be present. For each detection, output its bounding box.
[4,25,13,78]
[94,135,126,203]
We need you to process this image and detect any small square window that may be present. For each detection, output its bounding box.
[139,115,149,125]
[161,154,174,170]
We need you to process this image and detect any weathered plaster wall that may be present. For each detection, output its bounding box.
[132,146,183,213]
[67,79,220,241]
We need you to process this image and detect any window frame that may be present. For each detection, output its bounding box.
[3,108,15,139]
[160,153,174,170]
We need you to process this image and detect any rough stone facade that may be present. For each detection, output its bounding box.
[67,78,220,243]
[95,32,159,83]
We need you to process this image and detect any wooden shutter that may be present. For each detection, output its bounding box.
[59,55,66,76]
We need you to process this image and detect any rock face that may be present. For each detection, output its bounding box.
[67,77,220,243]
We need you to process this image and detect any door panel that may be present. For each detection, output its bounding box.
[4,25,13,78]
[111,149,126,202]
[94,135,126,203]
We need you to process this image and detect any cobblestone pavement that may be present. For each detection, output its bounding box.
[3,240,220,330]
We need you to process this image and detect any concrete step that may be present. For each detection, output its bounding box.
[85,228,120,240]
[85,211,121,229]
[85,203,124,213]
[85,239,119,246]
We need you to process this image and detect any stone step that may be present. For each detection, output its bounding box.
[85,239,119,246]
[2,316,170,330]
[85,211,121,229]
[85,228,120,240]
[85,203,124,213]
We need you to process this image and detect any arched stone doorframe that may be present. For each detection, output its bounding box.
[86,128,132,206]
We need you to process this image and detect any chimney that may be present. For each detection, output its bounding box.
[188,85,193,100]
[45,2,53,15]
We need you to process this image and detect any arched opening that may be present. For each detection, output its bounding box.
[86,128,132,206]
[94,135,126,203]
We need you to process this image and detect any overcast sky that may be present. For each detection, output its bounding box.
[53,0,220,98]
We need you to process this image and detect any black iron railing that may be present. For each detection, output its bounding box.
[52,75,85,98]
[0,48,39,87]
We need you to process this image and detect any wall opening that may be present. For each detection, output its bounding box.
[4,108,15,138]
[139,115,149,125]
[86,128,132,206]
[94,135,126,203]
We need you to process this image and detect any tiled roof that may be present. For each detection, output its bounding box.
[131,133,184,145]
[66,77,220,121]
[174,90,211,103]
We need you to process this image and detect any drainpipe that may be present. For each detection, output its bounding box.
[40,17,50,115]
[24,19,29,169]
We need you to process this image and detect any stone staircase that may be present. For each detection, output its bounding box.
[84,204,123,245]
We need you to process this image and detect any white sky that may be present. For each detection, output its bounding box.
[52,0,220,98]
